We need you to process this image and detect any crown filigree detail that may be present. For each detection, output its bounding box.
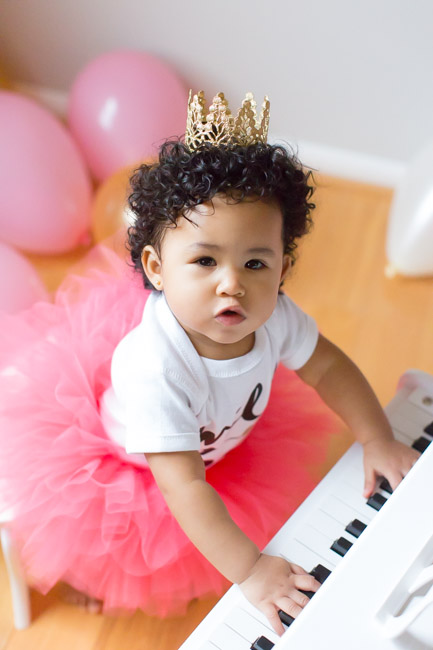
[185,90,270,151]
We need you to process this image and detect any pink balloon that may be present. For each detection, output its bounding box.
[0,91,92,254]
[0,241,49,313]
[68,50,188,181]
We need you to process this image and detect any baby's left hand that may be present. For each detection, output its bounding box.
[362,437,420,498]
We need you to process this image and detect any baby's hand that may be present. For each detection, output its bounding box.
[362,437,420,498]
[238,553,320,635]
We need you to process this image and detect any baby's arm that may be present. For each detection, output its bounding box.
[146,450,320,635]
[296,334,419,497]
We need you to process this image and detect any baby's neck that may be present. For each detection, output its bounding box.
[194,332,256,361]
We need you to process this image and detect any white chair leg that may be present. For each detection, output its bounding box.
[1,526,31,629]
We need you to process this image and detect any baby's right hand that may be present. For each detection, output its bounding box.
[239,553,320,636]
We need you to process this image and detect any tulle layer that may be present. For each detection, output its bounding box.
[0,246,343,616]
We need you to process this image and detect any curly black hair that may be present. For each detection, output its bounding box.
[128,139,315,288]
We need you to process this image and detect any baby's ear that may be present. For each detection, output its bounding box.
[141,246,163,290]
[280,254,292,283]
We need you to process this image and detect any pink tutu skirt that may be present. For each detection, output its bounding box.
[0,246,343,616]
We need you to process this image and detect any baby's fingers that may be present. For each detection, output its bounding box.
[266,589,312,635]
[288,562,308,576]
[363,466,377,499]
[387,469,407,493]
[286,587,311,609]
[403,449,421,474]
[291,571,321,595]
[263,597,305,636]
[261,603,287,636]
[383,452,419,492]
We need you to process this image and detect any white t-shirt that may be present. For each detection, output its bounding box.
[100,291,318,467]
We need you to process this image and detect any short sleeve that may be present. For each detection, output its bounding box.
[269,294,319,370]
[124,369,202,454]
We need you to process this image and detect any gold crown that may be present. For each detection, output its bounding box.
[185,90,270,151]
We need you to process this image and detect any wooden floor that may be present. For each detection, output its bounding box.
[1,175,432,649]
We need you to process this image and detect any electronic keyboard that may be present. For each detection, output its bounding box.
[178,369,433,650]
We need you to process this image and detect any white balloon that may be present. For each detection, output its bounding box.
[386,143,433,276]
[0,241,49,313]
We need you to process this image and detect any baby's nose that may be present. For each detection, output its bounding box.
[216,268,245,296]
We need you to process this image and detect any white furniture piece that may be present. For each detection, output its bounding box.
[0,507,31,629]
[386,143,433,277]
[178,369,433,650]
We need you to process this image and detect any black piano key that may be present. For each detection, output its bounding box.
[345,518,367,538]
[278,609,295,627]
[379,478,393,494]
[310,563,331,584]
[424,421,433,437]
[251,636,275,650]
[367,492,387,511]
[412,436,431,453]
[300,588,315,599]
[330,536,353,557]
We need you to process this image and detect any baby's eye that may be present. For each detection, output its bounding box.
[245,259,265,270]
[196,257,216,267]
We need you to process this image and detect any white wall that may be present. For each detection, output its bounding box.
[1,0,433,185]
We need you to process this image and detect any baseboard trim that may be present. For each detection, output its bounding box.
[271,136,406,188]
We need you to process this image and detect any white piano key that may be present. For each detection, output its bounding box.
[224,607,279,646]
[341,466,364,491]
[240,596,283,628]
[320,493,373,527]
[308,508,349,540]
[408,387,433,416]
[208,622,252,650]
[333,484,380,522]
[294,524,341,568]
[277,539,325,573]
[391,427,413,446]
[389,411,427,441]
[399,403,432,430]
[344,467,391,500]
[346,458,364,478]
[267,518,327,569]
